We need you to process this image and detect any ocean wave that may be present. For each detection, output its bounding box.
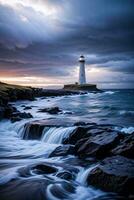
[85,91,116,98]
[118,110,134,117]
[120,127,134,134]
[115,126,134,134]
[104,91,115,95]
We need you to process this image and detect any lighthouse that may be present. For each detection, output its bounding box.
[79,55,86,84]
[63,55,98,91]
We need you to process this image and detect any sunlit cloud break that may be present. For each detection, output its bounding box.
[0,0,134,88]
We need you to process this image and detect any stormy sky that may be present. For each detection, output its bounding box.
[0,0,134,88]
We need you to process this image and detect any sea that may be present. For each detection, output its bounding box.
[0,89,134,200]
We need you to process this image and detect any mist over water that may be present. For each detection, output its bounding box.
[0,89,133,200]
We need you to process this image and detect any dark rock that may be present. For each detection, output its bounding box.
[11,116,22,123]
[57,171,74,180]
[37,89,80,97]
[24,106,32,110]
[14,88,35,101]
[87,156,134,195]
[4,105,14,118]
[87,128,105,136]
[112,134,134,159]
[0,106,5,120]
[23,122,45,139]
[49,145,75,157]
[32,163,57,174]
[38,106,61,114]
[76,131,121,159]
[63,127,89,145]
[12,112,33,119]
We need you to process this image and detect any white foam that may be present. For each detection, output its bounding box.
[121,127,134,134]
[41,126,76,144]
[76,165,98,185]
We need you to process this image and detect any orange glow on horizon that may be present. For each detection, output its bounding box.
[0,76,64,88]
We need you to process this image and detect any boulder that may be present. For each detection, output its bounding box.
[38,106,61,114]
[49,145,75,157]
[87,156,134,195]
[112,134,134,159]
[23,123,45,139]
[63,127,89,145]
[76,131,120,159]
[4,105,15,118]
[32,163,57,174]
[11,116,22,123]
[12,112,33,119]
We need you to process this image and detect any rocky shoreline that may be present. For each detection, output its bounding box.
[0,82,134,199]
[20,118,134,198]
[0,82,80,121]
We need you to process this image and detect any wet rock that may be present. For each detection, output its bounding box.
[23,122,45,139]
[24,106,32,110]
[4,105,15,118]
[38,106,61,114]
[76,131,120,159]
[87,156,134,195]
[49,145,75,157]
[63,127,89,145]
[57,171,74,180]
[32,163,57,174]
[112,134,134,159]
[11,116,22,123]
[87,128,105,136]
[12,112,33,119]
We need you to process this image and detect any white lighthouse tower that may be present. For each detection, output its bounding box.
[79,55,86,84]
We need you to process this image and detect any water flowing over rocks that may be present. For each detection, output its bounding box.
[22,119,77,141]
[87,156,134,196]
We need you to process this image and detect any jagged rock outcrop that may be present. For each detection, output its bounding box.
[112,134,134,159]
[87,156,134,196]
[75,131,121,159]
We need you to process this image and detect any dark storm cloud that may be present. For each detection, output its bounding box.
[0,0,134,85]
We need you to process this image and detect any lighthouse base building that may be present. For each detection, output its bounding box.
[63,55,99,92]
